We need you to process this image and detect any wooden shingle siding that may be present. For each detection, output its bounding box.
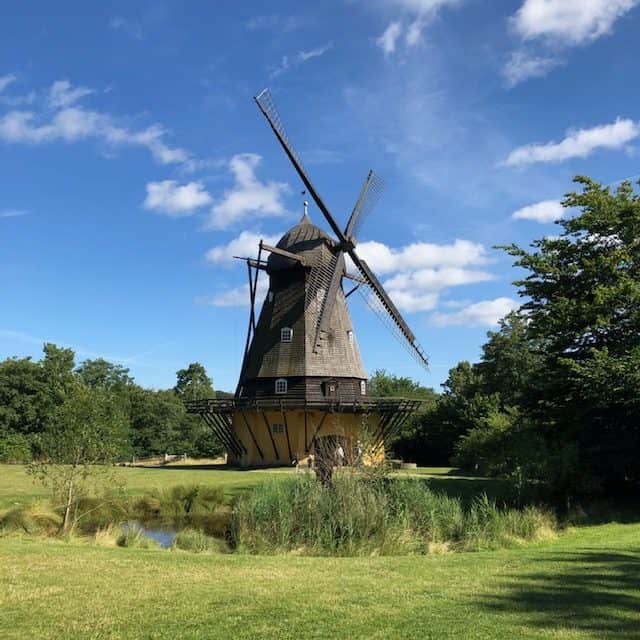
[240,214,367,393]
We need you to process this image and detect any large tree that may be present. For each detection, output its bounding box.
[501,177,640,494]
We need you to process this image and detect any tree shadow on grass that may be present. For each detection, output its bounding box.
[478,549,640,638]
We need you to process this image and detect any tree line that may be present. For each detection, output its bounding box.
[2,176,637,500]
[382,177,639,499]
[0,345,224,463]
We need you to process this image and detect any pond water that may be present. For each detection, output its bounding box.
[123,521,177,548]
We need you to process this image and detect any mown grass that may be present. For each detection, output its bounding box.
[1,522,639,639]
[0,463,288,511]
[1,464,639,638]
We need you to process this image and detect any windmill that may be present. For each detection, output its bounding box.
[188,89,427,468]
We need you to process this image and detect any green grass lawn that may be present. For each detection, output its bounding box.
[1,464,639,639]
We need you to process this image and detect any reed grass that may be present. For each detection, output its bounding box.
[230,474,556,555]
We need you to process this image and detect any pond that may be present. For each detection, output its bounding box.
[122,521,177,548]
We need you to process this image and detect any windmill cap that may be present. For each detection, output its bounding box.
[267,214,335,271]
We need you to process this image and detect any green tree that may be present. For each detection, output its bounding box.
[29,382,129,532]
[76,358,134,389]
[174,362,214,402]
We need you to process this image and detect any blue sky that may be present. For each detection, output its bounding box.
[1,0,639,392]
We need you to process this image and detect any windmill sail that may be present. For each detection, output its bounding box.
[254,88,429,370]
[345,170,385,241]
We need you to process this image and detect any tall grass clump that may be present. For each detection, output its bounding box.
[173,528,224,553]
[0,501,62,536]
[230,475,556,556]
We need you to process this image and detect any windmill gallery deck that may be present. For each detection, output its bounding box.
[188,89,427,468]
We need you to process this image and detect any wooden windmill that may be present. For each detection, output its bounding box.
[188,89,427,467]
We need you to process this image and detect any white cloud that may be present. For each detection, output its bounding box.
[350,238,492,313]
[206,154,289,229]
[144,181,212,216]
[504,118,640,166]
[377,22,403,55]
[356,238,488,274]
[512,199,564,222]
[269,42,333,79]
[0,209,28,218]
[384,267,494,292]
[504,1,638,86]
[502,50,561,87]
[206,230,282,265]
[511,0,638,45]
[430,297,519,327]
[0,74,17,93]
[48,80,94,108]
[198,279,269,308]
[0,94,192,168]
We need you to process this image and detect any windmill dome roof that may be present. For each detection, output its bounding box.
[268,211,335,270]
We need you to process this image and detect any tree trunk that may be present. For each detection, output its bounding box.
[62,474,75,533]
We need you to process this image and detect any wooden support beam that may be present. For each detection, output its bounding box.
[261,411,280,460]
[308,411,329,450]
[280,402,293,461]
[211,412,247,455]
[260,241,307,266]
[202,413,241,457]
[239,411,264,460]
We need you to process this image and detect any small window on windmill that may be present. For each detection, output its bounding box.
[347,330,354,344]
[323,379,339,398]
[360,380,367,396]
[281,327,293,343]
[268,291,274,303]
[275,378,288,394]
[271,423,285,434]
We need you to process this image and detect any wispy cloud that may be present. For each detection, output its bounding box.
[502,51,562,87]
[0,329,169,366]
[48,79,94,108]
[269,42,333,79]
[0,209,29,218]
[0,74,17,93]
[144,181,212,216]
[205,154,289,229]
[375,0,463,55]
[377,22,403,55]
[504,118,640,166]
[197,279,269,308]
[245,14,304,33]
[109,16,143,39]
[430,297,519,327]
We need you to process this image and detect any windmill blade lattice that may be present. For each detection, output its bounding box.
[355,285,429,370]
[345,170,385,241]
